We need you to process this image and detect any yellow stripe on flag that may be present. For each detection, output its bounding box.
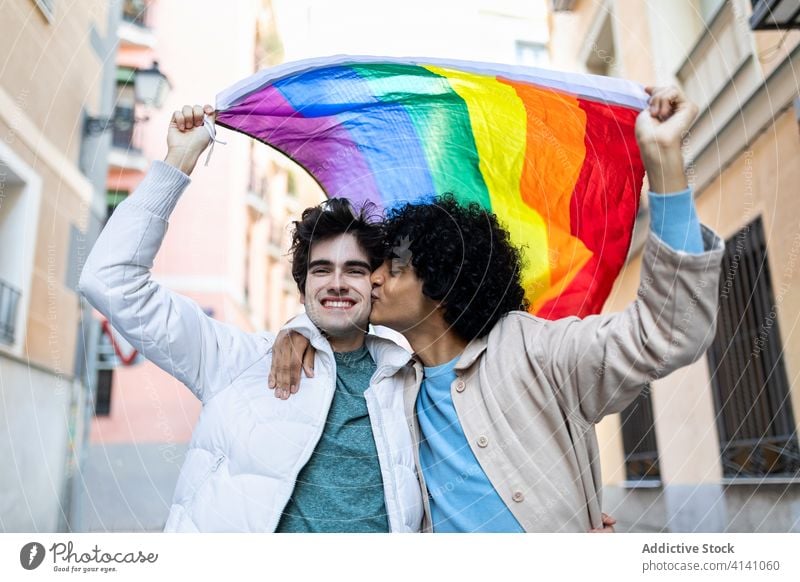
[426,65,551,299]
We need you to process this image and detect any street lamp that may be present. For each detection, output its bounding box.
[134,61,171,108]
[84,61,171,136]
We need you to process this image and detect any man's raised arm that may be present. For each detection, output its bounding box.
[79,105,266,402]
[534,86,725,424]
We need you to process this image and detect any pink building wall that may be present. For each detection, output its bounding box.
[91,0,260,446]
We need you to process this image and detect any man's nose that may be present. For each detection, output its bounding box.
[370,265,385,286]
[329,270,349,292]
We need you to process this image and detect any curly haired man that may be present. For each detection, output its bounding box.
[273,86,724,532]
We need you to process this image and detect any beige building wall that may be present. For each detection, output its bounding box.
[696,110,800,430]
[0,0,107,531]
[549,0,800,531]
[1,0,102,371]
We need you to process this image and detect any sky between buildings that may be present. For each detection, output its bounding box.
[271,0,551,66]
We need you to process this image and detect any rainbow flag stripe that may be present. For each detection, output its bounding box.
[216,56,647,319]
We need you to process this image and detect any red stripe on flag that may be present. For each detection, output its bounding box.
[536,99,643,319]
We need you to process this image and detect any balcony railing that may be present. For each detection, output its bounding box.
[0,278,21,345]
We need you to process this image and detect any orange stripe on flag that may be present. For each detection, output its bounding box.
[500,79,594,309]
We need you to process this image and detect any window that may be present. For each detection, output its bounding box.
[93,319,136,416]
[515,40,549,68]
[106,190,129,218]
[94,369,113,416]
[268,218,285,248]
[0,278,20,345]
[286,172,297,198]
[0,141,41,354]
[698,0,725,22]
[33,0,55,23]
[0,179,24,345]
[707,217,799,479]
[674,1,752,112]
[112,76,137,151]
[620,391,661,482]
[584,12,620,77]
[122,0,148,27]
[65,223,88,293]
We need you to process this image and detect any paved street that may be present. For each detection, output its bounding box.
[76,443,187,532]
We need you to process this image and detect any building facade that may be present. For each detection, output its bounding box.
[78,0,321,532]
[549,0,800,531]
[0,0,111,531]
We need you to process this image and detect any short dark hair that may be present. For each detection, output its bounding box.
[383,194,528,341]
[290,198,384,294]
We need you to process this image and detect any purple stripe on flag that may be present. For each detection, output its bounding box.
[216,84,382,210]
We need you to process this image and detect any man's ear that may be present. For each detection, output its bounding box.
[299,293,306,305]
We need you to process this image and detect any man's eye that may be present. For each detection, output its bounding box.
[349,269,368,276]
[312,269,329,275]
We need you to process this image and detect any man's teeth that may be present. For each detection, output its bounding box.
[323,300,353,308]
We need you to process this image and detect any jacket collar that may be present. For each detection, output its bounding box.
[281,312,412,377]
[281,312,330,352]
[366,334,414,380]
[407,334,490,373]
[455,334,489,371]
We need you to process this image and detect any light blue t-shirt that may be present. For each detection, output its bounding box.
[417,357,524,532]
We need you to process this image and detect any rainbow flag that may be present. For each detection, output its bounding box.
[216,56,647,319]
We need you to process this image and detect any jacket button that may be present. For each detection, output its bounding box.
[477,436,489,448]
[455,380,466,393]
[512,491,524,502]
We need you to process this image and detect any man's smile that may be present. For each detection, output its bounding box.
[320,297,357,309]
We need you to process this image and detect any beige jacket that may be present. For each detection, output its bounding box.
[402,226,725,532]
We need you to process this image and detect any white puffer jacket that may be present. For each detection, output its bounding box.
[78,162,423,532]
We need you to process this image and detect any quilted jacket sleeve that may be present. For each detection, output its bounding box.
[78,161,268,402]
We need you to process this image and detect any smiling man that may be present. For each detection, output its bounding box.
[293,217,373,352]
[79,104,423,532]
[273,198,419,532]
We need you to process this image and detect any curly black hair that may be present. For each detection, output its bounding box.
[290,198,384,295]
[382,194,528,341]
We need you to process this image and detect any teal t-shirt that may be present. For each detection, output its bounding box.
[276,345,390,532]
